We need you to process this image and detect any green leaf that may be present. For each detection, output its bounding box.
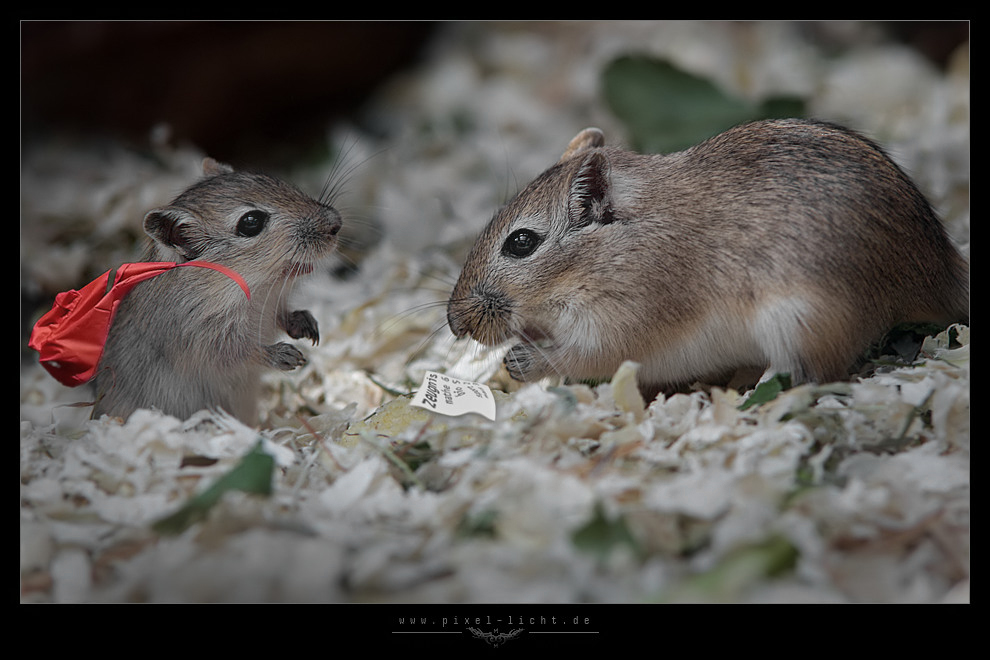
[572,501,643,560]
[656,535,799,602]
[456,508,499,539]
[152,440,275,535]
[739,373,792,410]
[602,55,805,154]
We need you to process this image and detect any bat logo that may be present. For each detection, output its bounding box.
[467,627,525,648]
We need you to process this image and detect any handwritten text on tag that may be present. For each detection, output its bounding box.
[410,371,496,420]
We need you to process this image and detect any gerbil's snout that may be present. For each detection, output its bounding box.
[323,205,343,236]
[307,204,342,238]
[270,203,342,281]
[446,305,469,340]
[446,297,467,339]
[446,281,514,346]
[296,205,342,255]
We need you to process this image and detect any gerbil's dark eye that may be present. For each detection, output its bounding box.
[236,210,269,237]
[502,229,542,259]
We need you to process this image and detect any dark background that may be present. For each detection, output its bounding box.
[20,21,966,171]
[21,21,438,169]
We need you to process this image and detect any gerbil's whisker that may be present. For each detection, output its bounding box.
[515,325,567,382]
[399,318,458,369]
[374,299,448,334]
[319,136,386,208]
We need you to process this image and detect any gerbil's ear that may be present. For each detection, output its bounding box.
[558,127,605,163]
[144,208,204,260]
[202,157,234,176]
[568,151,614,226]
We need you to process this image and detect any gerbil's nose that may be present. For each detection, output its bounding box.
[446,301,468,339]
[326,208,342,236]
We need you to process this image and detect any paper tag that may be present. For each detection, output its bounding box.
[410,371,497,421]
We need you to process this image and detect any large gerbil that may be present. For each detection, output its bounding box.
[92,158,341,424]
[447,118,969,394]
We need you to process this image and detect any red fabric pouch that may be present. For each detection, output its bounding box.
[28,261,249,387]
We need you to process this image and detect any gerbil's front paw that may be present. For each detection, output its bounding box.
[504,343,551,382]
[265,342,308,371]
[283,310,320,345]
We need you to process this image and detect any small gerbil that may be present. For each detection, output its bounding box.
[92,158,341,424]
[447,118,969,394]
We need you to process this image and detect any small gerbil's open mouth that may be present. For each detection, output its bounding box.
[284,263,315,278]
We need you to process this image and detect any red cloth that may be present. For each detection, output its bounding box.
[28,261,249,387]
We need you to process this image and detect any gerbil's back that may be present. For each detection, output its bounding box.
[663,118,968,325]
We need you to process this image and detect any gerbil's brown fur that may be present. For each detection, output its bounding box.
[447,119,969,393]
[92,158,341,424]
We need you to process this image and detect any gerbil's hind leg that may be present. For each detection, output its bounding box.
[754,296,861,385]
[264,342,308,370]
[748,297,812,383]
[282,309,320,345]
